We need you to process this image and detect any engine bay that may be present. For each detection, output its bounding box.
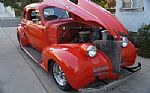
[58,21,114,43]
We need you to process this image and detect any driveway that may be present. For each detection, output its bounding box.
[0,18,150,93]
[0,19,72,93]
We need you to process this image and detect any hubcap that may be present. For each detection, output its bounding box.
[53,63,67,86]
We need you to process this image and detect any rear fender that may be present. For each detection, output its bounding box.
[42,44,118,89]
[17,26,27,46]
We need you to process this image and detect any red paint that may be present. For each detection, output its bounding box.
[17,0,137,90]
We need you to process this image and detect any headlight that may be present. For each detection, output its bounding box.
[87,45,97,57]
[122,37,128,47]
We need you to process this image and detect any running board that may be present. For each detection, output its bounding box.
[22,46,42,64]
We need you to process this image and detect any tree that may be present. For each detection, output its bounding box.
[92,0,112,8]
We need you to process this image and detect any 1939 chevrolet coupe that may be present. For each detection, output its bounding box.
[17,0,141,92]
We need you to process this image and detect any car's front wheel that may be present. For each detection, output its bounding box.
[51,62,72,91]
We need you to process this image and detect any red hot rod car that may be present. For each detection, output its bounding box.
[17,0,141,92]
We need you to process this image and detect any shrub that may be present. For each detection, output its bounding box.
[91,0,112,8]
[136,24,150,58]
[127,31,138,47]
[14,8,22,17]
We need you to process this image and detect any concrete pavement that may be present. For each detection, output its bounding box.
[0,19,150,93]
[0,23,74,93]
[106,57,150,93]
[0,26,47,93]
[0,18,21,27]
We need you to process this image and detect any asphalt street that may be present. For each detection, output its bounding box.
[0,18,150,93]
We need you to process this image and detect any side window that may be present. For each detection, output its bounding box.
[27,9,41,21]
[44,7,69,21]
[121,0,144,12]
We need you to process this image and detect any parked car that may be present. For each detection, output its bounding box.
[17,0,141,92]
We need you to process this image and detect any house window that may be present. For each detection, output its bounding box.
[121,0,144,11]
[122,0,132,8]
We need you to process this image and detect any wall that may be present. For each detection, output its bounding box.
[0,2,15,17]
[115,0,150,32]
[0,2,5,12]
[6,6,15,17]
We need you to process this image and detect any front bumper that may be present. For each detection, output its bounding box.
[79,62,141,93]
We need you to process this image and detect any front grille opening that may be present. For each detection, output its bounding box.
[95,40,122,73]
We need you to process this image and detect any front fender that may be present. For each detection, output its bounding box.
[42,44,118,89]
[121,41,137,66]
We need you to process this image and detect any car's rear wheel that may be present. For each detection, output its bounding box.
[17,34,23,50]
[51,62,72,91]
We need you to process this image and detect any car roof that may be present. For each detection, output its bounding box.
[25,2,42,9]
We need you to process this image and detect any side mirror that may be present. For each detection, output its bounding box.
[32,18,39,23]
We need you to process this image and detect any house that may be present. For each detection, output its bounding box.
[115,0,150,32]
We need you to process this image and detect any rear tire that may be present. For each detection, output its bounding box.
[17,34,23,50]
[51,61,72,91]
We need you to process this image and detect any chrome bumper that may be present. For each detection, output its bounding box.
[79,62,141,93]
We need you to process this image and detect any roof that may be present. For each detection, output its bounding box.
[25,3,42,9]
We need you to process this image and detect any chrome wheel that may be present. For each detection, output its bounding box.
[52,63,67,87]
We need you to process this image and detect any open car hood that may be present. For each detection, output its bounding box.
[78,0,128,35]
[44,0,127,36]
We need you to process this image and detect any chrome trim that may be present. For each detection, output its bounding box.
[53,63,67,87]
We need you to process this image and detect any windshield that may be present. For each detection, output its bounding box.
[43,7,69,21]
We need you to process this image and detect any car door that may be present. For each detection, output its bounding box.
[26,9,47,51]
[21,9,31,45]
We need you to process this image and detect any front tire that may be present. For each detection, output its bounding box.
[51,61,72,91]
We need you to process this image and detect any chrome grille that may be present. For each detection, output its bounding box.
[94,40,122,73]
